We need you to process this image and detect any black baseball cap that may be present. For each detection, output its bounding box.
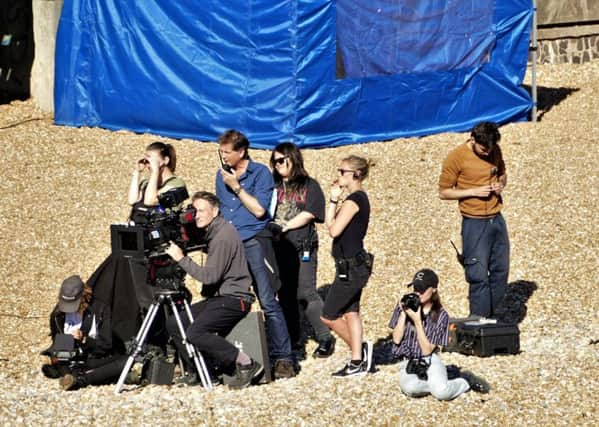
[58,275,84,313]
[407,269,439,293]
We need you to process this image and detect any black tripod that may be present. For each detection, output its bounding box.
[114,289,212,394]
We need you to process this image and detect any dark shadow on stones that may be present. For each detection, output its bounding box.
[494,280,538,325]
[523,85,580,121]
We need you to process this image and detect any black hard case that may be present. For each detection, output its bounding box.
[454,321,520,357]
[223,311,272,384]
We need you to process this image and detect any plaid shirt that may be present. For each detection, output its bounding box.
[388,304,449,359]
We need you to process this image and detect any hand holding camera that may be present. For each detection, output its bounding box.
[135,157,149,172]
[165,241,184,262]
[401,293,422,323]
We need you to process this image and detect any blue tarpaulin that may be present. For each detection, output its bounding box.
[54,0,532,148]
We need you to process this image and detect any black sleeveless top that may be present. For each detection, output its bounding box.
[332,190,370,258]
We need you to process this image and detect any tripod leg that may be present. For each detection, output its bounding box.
[183,299,213,390]
[114,296,164,394]
[168,298,213,390]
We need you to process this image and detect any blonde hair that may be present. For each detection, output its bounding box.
[341,155,375,181]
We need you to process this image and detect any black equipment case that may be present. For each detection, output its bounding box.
[223,311,272,384]
[446,318,520,357]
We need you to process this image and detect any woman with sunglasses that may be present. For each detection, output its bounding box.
[270,143,336,360]
[389,269,481,400]
[321,155,374,377]
[128,141,186,223]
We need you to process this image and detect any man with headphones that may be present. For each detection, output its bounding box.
[438,122,509,318]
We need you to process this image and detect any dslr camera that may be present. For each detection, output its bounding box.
[401,292,421,312]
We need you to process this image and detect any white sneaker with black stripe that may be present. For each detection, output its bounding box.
[362,341,373,372]
[331,361,368,378]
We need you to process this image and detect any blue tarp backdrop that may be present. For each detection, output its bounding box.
[54,0,532,148]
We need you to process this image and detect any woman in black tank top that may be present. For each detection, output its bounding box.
[321,155,374,378]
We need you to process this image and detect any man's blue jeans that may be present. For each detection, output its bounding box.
[461,213,510,318]
[243,237,292,361]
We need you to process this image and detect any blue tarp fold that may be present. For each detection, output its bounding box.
[55,0,532,148]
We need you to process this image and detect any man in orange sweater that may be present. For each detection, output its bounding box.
[438,122,509,318]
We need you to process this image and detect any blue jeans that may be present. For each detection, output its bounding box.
[461,213,510,318]
[243,237,292,361]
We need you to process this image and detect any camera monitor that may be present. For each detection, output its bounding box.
[111,224,145,258]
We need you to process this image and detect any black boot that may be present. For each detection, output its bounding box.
[312,336,336,358]
[461,370,491,394]
[42,363,72,379]
[59,371,87,391]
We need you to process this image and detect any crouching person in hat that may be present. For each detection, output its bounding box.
[41,275,128,391]
[389,269,486,400]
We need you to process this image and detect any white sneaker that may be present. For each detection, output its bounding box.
[331,361,368,378]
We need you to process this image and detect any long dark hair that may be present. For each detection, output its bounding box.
[270,142,309,193]
[429,290,443,322]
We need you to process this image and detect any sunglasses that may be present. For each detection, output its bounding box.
[337,168,355,175]
[273,156,289,165]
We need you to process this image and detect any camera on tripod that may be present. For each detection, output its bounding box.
[401,293,421,312]
[111,187,205,261]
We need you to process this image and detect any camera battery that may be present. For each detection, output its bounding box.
[454,321,520,357]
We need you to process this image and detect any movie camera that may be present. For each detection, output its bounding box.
[111,187,205,262]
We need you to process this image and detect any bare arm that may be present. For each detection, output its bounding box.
[439,185,493,200]
[392,310,407,344]
[282,211,315,232]
[327,199,359,238]
[128,170,142,205]
[143,157,162,206]
[237,187,266,218]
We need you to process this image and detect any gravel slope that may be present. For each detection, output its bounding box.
[0,60,597,426]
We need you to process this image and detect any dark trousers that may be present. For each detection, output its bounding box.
[275,239,331,345]
[165,296,249,372]
[462,213,510,318]
[244,237,293,361]
[82,354,128,385]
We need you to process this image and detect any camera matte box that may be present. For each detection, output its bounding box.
[454,321,520,357]
[110,224,145,258]
[223,311,272,385]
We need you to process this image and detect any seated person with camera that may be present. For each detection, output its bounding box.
[41,275,127,391]
[389,269,478,400]
[164,191,262,389]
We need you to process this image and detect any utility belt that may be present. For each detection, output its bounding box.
[334,250,374,281]
[335,250,373,267]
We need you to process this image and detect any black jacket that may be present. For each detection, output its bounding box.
[48,299,118,357]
